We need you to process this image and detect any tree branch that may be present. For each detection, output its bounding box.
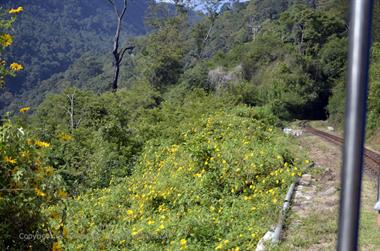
[107,0,130,91]
[119,45,134,64]
[120,0,128,19]
[107,0,120,17]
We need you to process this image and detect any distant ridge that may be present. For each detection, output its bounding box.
[1,0,150,111]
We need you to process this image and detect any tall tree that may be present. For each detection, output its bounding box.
[197,0,223,59]
[166,0,223,60]
[107,0,134,91]
[138,1,189,90]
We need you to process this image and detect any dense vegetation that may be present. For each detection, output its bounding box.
[8,0,353,120]
[329,43,380,136]
[46,90,303,250]
[1,0,380,250]
[3,82,305,249]
[0,0,149,112]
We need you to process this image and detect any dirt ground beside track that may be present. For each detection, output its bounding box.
[270,133,380,251]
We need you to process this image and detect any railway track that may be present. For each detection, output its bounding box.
[304,127,380,177]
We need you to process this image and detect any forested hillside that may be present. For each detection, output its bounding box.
[24,0,350,119]
[1,0,380,250]
[0,0,149,112]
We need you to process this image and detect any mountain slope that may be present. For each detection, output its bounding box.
[1,0,149,111]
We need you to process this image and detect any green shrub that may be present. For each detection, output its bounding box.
[31,83,160,192]
[328,43,380,133]
[367,43,380,135]
[51,99,304,250]
[0,116,64,250]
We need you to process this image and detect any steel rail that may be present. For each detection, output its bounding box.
[305,127,380,176]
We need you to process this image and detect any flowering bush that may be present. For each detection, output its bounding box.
[0,116,64,250]
[52,102,304,250]
[0,5,23,86]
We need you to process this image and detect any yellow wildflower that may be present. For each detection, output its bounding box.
[45,166,54,176]
[0,34,13,47]
[20,151,30,158]
[59,133,73,141]
[58,190,68,199]
[10,63,23,71]
[35,140,50,148]
[50,211,60,220]
[215,244,223,250]
[52,241,61,251]
[19,107,30,113]
[35,188,46,197]
[63,227,68,238]
[180,239,188,250]
[9,7,23,14]
[127,209,134,216]
[180,239,187,245]
[3,156,17,164]
[131,230,139,236]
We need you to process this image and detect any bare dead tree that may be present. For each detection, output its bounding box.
[62,91,80,130]
[197,0,222,59]
[61,89,85,130]
[296,23,305,54]
[107,0,134,91]
[67,93,75,130]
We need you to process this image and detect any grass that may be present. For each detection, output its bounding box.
[267,134,380,251]
[268,211,337,251]
[359,177,380,250]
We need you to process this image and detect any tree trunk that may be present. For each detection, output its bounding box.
[112,61,120,91]
[107,0,133,91]
[112,16,122,91]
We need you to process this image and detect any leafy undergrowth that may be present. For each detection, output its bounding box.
[367,129,380,153]
[0,118,65,250]
[50,104,304,250]
[359,177,380,250]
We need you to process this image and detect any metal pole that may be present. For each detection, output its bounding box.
[338,0,373,250]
